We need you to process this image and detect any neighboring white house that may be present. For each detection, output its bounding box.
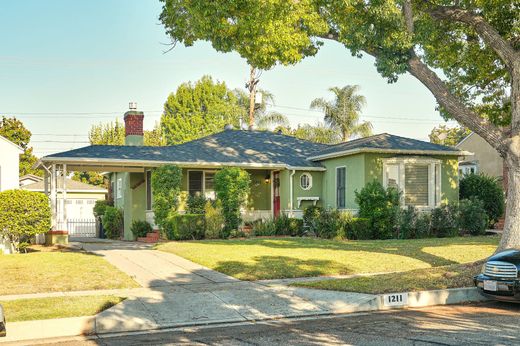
[456,132,504,180]
[0,135,23,192]
[19,174,44,187]
[22,178,107,237]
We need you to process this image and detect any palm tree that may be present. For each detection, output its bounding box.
[310,85,372,142]
[234,88,290,130]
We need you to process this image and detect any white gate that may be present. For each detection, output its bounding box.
[67,219,97,238]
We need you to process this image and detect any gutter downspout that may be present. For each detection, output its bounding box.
[289,170,295,217]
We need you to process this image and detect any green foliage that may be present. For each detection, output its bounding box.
[314,209,351,239]
[252,219,276,237]
[88,119,125,145]
[429,125,471,146]
[430,205,458,238]
[0,116,42,177]
[204,200,225,239]
[346,218,372,240]
[101,207,123,239]
[458,198,489,236]
[72,171,106,187]
[214,167,251,235]
[130,220,153,238]
[396,207,432,239]
[303,205,323,235]
[287,123,341,144]
[310,85,372,142]
[274,214,304,236]
[160,76,244,145]
[151,165,182,230]
[459,173,505,225]
[0,190,51,250]
[165,214,205,240]
[187,194,207,214]
[355,181,400,239]
[233,88,289,130]
[93,200,112,218]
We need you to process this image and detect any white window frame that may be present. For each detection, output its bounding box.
[187,170,216,199]
[299,172,312,190]
[382,157,441,209]
[459,164,478,176]
[335,166,347,209]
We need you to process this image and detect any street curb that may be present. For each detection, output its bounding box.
[374,287,488,310]
[0,287,487,344]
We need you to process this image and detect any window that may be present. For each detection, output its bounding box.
[116,178,122,199]
[383,158,441,209]
[300,173,312,190]
[336,167,346,208]
[459,164,478,176]
[188,171,216,199]
[146,170,152,210]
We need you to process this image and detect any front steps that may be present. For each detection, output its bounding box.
[137,230,160,243]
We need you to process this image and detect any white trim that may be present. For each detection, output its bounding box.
[289,170,296,217]
[335,166,346,209]
[187,169,216,199]
[455,132,474,148]
[299,172,312,190]
[308,147,469,161]
[287,166,326,171]
[297,196,319,208]
[0,135,24,152]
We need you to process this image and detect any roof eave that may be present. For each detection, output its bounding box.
[308,148,468,161]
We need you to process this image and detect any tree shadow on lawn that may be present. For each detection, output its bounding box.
[199,235,500,269]
[213,255,355,280]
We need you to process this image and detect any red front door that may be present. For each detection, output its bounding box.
[273,171,280,218]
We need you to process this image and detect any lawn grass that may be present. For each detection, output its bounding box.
[0,248,138,295]
[156,235,499,280]
[292,261,483,294]
[0,295,125,322]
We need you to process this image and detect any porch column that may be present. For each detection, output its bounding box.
[50,164,57,230]
[62,164,67,229]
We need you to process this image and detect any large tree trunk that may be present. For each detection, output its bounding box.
[498,155,520,251]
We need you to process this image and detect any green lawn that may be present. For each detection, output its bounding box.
[0,249,138,295]
[0,296,124,322]
[293,261,483,294]
[156,236,499,280]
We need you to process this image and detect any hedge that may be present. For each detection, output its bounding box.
[164,214,205,240]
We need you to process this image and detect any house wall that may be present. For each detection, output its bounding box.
[363,153,459,205]
[320,154,366,210]
[457,132,503,179]
[0,137,21,192]
[279,169,324,216]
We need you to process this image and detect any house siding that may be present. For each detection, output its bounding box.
[278,169,323,215]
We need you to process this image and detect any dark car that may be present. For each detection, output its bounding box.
[474,249,520,302]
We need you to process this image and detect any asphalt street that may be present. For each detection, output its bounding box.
[33,301,520,346]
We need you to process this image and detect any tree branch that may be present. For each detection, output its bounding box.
[426,4,518,70]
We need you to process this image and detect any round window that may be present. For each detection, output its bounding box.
[300,173,312,190]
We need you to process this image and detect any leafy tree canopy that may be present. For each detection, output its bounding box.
[0,116,42,177]
[161,75,244,144]
[429,124,471,146]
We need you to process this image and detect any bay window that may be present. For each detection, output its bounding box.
[383,158,441,209]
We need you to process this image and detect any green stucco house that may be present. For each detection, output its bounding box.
[41,107,465,240]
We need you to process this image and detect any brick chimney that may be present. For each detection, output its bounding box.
[124,102,144,146]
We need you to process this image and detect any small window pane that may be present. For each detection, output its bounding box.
[300,173,311,190]
[336,167,346,208]
[387,164,400,189]
[189,171,203,196]
[205,173,215,191]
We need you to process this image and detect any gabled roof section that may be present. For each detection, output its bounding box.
[42,130,329,170]
[0,135,24,152]
[309,133,465,161]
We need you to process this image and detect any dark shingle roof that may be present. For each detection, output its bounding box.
[310,133,461,160]
[44,130,329,168]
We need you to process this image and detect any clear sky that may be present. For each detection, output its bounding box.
[0,0,455,157]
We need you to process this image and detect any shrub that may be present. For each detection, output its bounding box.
[187,194,207,214]
[0,189,51,252]
[415,212,432,239]
[460,173,504,225]
[152,165,182,230]
[252,219,276,236]
[355,181,400,239]
[288,218,304,236]
[273,214,304,236]
[397,206,418,239]
[346,218,371,240]
[303,205,323,235]
[93,200,112,218]
[430,204,458,238]
[458,198,489,236]
[102,206,123,239]
[165,214,205,240]
[204,200,225,239]
[314,209,351,239]
[214,167,251,235]
[130,220,152,238]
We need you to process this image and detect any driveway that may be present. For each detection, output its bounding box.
[78,240,378,334]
